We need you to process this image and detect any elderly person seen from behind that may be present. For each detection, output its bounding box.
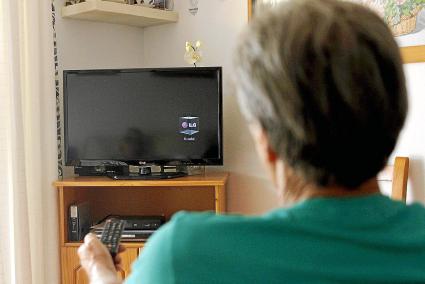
[78,0,425,283]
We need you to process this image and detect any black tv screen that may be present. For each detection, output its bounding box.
[64,67,222,166]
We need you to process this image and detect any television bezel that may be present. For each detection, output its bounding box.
[63,67,223,167]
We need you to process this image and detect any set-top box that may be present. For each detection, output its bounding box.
[108,215,166,230]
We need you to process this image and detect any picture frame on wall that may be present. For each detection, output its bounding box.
[248,0,425,63]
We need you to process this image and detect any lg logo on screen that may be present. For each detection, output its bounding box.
[179,116,199,136]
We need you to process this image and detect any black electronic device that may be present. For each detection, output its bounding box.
[100,218,126,257]
[121,232,153,242]
[68,202,91,241]
[95,230,154,242]
[99,215,165,230]
[92,215,165,242]
[109,171,186,180]
[123,215,165,230]
[74,165,129,176]
[63,67,223,179]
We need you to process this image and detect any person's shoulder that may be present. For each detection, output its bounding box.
[387,199,425,236]
[165,209,294,248]
[170,210,285,230]
[168,211,243,234]
[405,201,425,211]
[171,210,246,224]
[145,211,266,247]
[401,201,425,221]
[389,197,425,215]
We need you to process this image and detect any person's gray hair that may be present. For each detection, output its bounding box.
[234,0,407,188]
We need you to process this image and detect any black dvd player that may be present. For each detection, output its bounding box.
[103,215,166,230]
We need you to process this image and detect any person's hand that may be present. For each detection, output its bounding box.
[112,245,126,271]
[78,233,125,284]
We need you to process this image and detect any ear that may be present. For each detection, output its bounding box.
[249,123,285,196]
[249,123,278,166]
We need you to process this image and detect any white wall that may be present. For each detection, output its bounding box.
[393,63,425,204]
[55,0,145,70]
[143,0,278,214]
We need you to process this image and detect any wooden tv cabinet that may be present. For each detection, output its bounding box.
[53,172,228,284]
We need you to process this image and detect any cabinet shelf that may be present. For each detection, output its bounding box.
[54,172,228,187]
[65,242,145,248]
[61,0,179,28]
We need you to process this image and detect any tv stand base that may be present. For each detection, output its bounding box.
[108,171,187,180]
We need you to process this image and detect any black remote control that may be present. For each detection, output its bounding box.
[100,218,125,258]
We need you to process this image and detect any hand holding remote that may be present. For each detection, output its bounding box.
[100,218,126,258]
[78,233,124,284]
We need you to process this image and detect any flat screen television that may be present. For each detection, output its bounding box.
[63,67,223,178]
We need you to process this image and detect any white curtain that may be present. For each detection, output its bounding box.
[0,0,59,283]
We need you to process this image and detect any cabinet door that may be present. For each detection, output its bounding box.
[117,246,139,279]
[61,246,139,284]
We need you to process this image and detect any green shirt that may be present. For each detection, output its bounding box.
[125,194,425,283]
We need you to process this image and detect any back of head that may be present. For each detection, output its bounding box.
[235,0,407,188]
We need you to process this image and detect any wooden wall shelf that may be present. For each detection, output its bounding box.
[54,172,228,284]
[61,0,179,28]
